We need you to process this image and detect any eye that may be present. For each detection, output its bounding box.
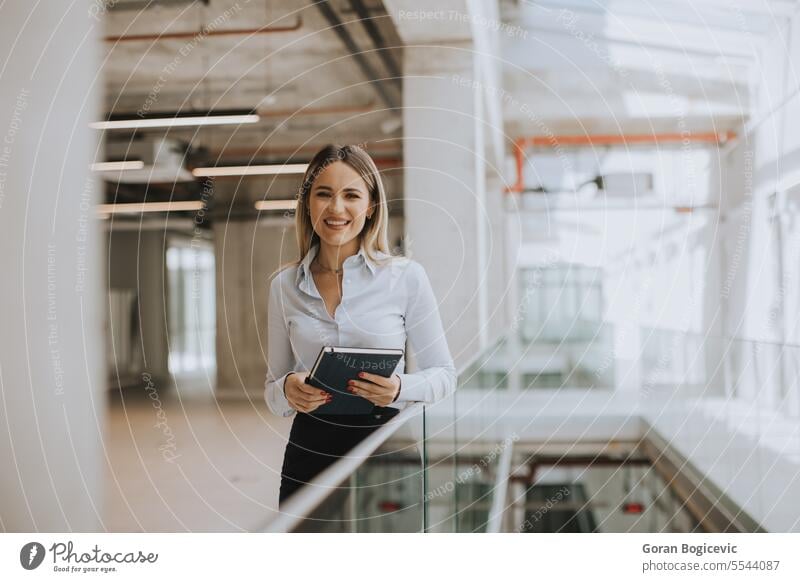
[346,192,361,199]
[314,190,331,198]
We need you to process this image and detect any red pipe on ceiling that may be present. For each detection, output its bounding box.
[506,131,737,193]
[215,141,400,158]
[203,156,402,172]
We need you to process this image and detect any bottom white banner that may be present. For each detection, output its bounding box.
[2,533,798,581]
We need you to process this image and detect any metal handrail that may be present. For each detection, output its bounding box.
[261,403,425,533]
[486,438,514,533]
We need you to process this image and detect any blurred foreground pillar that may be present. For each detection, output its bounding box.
[0,2,105,531]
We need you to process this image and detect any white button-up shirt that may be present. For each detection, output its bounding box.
[264,243,457,418]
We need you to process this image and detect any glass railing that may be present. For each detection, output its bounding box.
[425,441,505,532]
[454,324,800,532]
[262,357,465,533]
[263,320,800,533]
[639,330,800,531]
[262,403,430,532]
[639,327,800,416]
[458,321,616,390]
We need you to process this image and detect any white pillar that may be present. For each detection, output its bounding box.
[0,2,104,530]
[402,45,494,369]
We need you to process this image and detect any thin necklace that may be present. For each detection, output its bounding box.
[313,256,343,274]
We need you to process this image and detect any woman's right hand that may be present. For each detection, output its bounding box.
[284,372,331,413]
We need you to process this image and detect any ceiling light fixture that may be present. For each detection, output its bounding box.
[90,109,260,130]
[96,201,205,215]
[254,200,298,211]
[90,160,145,171]
[192,163,308,177]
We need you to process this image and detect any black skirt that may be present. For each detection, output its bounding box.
[279,407,400,506]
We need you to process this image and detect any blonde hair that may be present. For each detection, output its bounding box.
[294,144,392,265]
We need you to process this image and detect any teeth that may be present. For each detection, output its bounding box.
[325,219,348,225]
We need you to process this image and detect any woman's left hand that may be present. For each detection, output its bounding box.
[347,372,400,407]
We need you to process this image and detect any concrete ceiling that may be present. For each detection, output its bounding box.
[97,0,792,198]
[100,0,405,162]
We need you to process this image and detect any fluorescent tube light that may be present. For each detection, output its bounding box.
[192,163,308,177]
[254,200,298,211]
[90,160,145,171]
[96,201,205,215]
[90,113,259,130]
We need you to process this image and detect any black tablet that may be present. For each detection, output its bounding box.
[305,346,404,415]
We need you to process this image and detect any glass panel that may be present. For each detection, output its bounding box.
[640,330,800,530]
[285,320,800,533]
[459,264,616,391]
[514,465,701,533]
[420,439,508,532]
[288,406,427,532]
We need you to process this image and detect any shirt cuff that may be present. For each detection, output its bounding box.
[265,373,297,418]
[394,372,427,403]
[390,374,401,403]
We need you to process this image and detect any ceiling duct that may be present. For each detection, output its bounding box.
[595,173,653,198]
[105,0,205,12]
[522,171,654,197]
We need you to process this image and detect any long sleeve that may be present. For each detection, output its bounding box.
[264,275,297,418]
[395,262,457,403]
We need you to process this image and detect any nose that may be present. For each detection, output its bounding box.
[329,193,345,213]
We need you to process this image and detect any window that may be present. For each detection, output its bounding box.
[167,239,216,375]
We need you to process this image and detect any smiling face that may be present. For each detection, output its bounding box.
[308,161,373,250]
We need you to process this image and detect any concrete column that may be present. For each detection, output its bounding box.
[215,217,298,397]
[107,231,170,384]
[0,2,104,530]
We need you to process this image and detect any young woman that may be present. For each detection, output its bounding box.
[264,144,457,506]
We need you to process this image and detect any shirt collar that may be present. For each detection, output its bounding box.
[296,243,379,291]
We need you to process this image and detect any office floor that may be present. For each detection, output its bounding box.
[102,376,291,532]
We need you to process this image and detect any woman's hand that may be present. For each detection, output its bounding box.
[347,372,400,407]
[284,372,331,413]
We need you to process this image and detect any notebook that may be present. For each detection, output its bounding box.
[305,346,404,415]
